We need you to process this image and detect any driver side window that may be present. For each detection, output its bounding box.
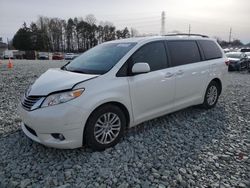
[130,41,168,72]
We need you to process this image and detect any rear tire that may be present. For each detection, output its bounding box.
[84,104,126,151]
[202,81,220,109]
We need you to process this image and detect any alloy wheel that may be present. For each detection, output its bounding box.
[94,112,121,144]
[207,85,218,106]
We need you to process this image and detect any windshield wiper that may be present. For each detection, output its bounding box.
[61,62,71,71]
[67,69,87,74]
[61,66,67,70]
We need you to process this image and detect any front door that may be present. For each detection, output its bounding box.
[128,41,175,124]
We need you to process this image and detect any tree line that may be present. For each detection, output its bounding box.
[12,15,132,52]
[217,39,244,48]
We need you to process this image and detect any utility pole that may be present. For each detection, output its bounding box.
[188,24,191,35]
[229,27,232,43]
[161,11,166,35]
[7,38,9,50]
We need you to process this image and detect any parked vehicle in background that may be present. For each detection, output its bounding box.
[52,52,64,60]
[226,52,248,71]
[4,50,25,59]
[65,53,78,60]
[20,34,228,150]
[245,52,250,58]
[3,50,14,59]
[25,51,36,60]
[223,48,230,53]
[38,52,49,60]
[240,48,250,53]
[246,52,250,71]
[13,50,25,59]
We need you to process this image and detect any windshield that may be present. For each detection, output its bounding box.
[64,42,136,74]
[226,53,241,59]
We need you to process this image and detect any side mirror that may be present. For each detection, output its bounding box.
[132,62,150,74]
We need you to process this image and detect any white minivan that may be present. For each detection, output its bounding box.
[20,34,229,150]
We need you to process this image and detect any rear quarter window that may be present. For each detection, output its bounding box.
[199,40,222,60]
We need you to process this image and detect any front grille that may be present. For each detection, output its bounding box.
[21,95,42,111]
[24,124,37,136]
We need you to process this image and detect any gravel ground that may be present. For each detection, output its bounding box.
[0,60,249,188]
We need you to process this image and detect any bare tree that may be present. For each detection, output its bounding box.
[130,27,139,37]
[85,14,97,25]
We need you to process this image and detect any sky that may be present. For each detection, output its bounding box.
[0,0,250,43]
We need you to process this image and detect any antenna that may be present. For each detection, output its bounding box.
[161,11,166,35]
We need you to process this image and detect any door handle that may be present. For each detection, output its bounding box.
[176,70,184,75]
[165,72,174,78]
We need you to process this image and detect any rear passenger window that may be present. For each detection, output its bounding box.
[199,40,222,60]
[130,42,167,71]
[167,41,201,66]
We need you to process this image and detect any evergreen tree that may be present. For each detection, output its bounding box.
[12,23,32,50]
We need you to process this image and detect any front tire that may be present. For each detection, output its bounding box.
[84,104,126,151]
[202,81,220,109]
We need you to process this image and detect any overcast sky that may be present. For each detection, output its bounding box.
[0,0,250,43]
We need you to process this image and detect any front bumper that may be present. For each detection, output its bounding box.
[19,102,88,149]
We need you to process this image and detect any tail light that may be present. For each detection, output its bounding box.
[225,60,230,66]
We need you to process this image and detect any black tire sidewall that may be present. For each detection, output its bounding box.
[203,81,219,109]
[84,104,126,151]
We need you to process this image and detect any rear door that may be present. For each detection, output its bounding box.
[128,41,176,124]
[166,40,209,109]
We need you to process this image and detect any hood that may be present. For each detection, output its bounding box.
[29,68,98,96]
[228,58,240,63]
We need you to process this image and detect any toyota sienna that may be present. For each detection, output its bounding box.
[20,34,229,150]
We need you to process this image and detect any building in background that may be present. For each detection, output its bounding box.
[0,37,8,59]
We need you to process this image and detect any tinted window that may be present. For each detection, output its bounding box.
[167,41,201,66]
[130,42,167,71]
[65,42,136,74]
[199,40,222,60]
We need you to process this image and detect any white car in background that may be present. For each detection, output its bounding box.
[38,52,49,60]
[65,53,78,60]
[20,34,228,150]
[3,50,14,59]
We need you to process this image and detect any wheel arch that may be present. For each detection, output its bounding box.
[82,101,131,146]
[210,78,222,95]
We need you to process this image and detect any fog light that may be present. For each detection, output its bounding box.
[51,133,65,141]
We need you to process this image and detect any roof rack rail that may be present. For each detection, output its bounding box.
[164,33,209,38]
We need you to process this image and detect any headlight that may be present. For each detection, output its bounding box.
[41,88,84,107]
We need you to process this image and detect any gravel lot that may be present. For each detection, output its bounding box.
[0,60,249,188]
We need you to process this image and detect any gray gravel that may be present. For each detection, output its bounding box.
[0,60,249,188]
